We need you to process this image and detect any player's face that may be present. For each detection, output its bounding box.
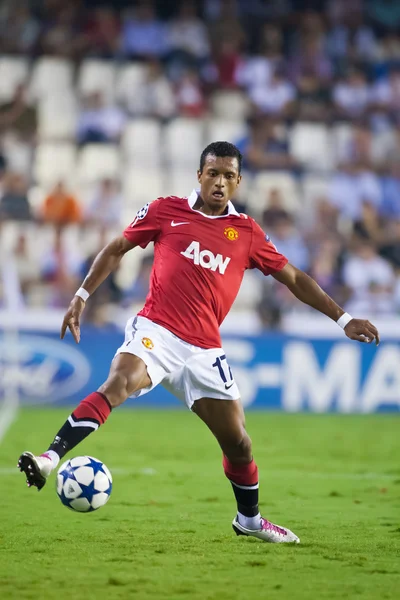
[197,155,242,215]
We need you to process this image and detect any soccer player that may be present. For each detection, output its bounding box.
[18,142,380,544]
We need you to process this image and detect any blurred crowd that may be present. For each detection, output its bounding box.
[1,0,400,329]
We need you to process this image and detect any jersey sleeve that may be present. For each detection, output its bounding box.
[248,219,288,275]
[123,199,162,248]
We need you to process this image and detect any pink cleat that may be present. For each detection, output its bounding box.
[232,516,300,543]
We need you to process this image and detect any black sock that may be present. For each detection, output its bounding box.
[48,392,111,459]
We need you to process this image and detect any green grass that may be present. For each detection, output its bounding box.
[0,409,399,600]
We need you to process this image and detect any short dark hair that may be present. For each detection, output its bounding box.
[199,141,242,175]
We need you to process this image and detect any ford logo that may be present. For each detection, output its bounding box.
[0,335,91,404]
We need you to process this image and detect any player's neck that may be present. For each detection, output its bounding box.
[194,196,229,217]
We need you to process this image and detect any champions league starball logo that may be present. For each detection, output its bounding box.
[130,203,150,228]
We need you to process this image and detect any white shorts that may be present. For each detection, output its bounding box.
[115,316,240,409]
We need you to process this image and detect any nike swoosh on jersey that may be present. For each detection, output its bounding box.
[225,382,234,390]
[171,221,190,227]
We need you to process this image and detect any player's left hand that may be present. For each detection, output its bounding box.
[344,319,380,346]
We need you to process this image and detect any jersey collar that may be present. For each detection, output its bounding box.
[187,189,241,218]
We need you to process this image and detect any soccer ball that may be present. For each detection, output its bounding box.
[56,456,112,512]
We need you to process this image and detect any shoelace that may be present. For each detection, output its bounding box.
[260,518,287,536]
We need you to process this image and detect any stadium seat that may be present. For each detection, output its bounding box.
[77,144,120,183]
[121,119,162,166]
[28,57,74,101]
[204,119,247,146]
[33,143,77,186]
[290,123,333,171]
[0,57,29,101]
[122,167,164,208]
[247,171,301,218]
[210,91,250,120]
[164,170,198,198]
[38,93,78,140]
[78,60,116,104]
[164,118,204,168]
[115,63,148,107]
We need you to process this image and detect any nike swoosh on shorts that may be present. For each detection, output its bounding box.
[225,382,234,390]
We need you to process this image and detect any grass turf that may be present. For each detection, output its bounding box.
[0,409,399,600]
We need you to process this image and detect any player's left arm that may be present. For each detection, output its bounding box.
[272,263,380,345]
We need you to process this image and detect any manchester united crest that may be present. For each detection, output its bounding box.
[141,337,154,350]
[224,226,239,241]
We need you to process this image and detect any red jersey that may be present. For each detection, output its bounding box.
[123,191,288,348]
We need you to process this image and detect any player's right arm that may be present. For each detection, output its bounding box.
[61,200,162,343]
[60,235,135,343]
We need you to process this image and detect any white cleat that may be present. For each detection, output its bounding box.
[17,451,53,491]
[232,516,300,544]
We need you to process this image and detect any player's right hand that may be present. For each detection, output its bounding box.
[60,296,85,343]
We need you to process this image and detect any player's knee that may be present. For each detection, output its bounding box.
[223,430,252,464]
[98,371,135,408]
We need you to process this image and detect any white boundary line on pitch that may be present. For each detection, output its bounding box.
[0,401,18,445]
[0,466,397,479]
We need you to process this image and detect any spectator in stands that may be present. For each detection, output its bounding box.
[0,84,37,142]
[40,227,83,308]
[328,163,382,221]
[77,91,126,145]
[0,172,32,222]
[248,68,296,118]
[372,67,400,121]
[166,1,210,76]
[309,236,343,300]
[175,69,206,117]
[237,117,298,173]
[262,188,290,230]
[374,33,400,64]
[269,214,310,272]
[11,232,41,304]
[125,59,176,119]
[333,68,371,120]
[83,6,121,59]
[236,24,283,92]
[326,5,377,67]
[86,178,122,229]
[210,39,243,89]
[379,219,400,269]
[120,1,167,59]
[380,162,400,219]
[39,4,85,59]
[295,70,332,121]
[289,38,333,87]
[343,238,396,315]
[41,181,82,226]
[341,123,374,166]
[0,1,40,55]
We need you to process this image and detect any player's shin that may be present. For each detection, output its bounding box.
[223,455,261,530]
[42,392,112,470]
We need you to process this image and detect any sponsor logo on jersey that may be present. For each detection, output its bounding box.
[224,226,239,241]
[130,203,149,227]
[181,241,231,274]
[141,337,154,350]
